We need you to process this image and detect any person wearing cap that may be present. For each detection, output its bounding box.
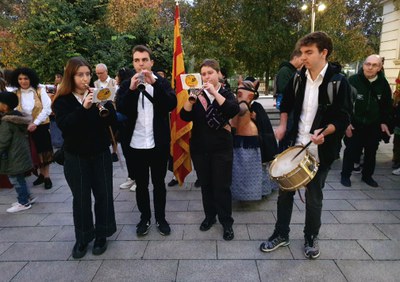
[0,91,36,213]
[230,79,278,201]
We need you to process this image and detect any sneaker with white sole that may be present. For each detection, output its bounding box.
[120,178,135,189]
[392,167,400,176]
[7,203,31,213]
[304,235,320,259]
[129,182,137,192]
[260,233,290,253]
[12,196,37,207]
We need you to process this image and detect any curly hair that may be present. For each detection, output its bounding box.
[10,67,40,89]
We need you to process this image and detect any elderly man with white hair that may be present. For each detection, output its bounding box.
[94,63,117,89]
[340,54,393,188]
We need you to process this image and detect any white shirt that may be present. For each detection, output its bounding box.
[130,74,158,149]
[296,63,328,160]
[20,86,52,126]
[203,84,221,104]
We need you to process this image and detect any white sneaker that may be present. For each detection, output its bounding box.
[12,196,37,207]
[120,178,135,189]
[7,203,31,213]
[392,168,400,176]
[129,182,137,192]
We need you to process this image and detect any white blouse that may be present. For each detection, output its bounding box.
[20,86,52,125]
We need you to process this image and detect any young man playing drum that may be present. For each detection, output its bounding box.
[260,32,353,259]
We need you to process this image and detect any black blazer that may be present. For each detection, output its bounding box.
[117,73,177,148]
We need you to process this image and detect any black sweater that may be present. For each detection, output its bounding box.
[53,93,116,155]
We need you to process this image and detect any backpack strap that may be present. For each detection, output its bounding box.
[326,73,344,104]
[292,72,302,97]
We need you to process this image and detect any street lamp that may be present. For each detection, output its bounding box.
[301,0,326,32]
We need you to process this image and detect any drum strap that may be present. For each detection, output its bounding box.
[298,189,305,204]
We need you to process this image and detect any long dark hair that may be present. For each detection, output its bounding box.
[55,57,92,100]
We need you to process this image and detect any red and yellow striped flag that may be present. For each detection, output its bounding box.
[171,2,192,186]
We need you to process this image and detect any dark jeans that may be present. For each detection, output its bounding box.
[64,149,116,244]
[274,164,330,238]
[8,173,30,205]
[127,146,169,222]
[192,149,234,228]
[341,124,380,178]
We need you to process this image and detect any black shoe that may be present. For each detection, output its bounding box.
[340,176,351,187]
[156,220,171,236]
[361,176,378,187]
[223,226,234,241]
[199,217,216,231]
[194,179,201,188]
[92,237,107,255]
[136,219,151,236]
[168,179,178,187]
[44,178,52,189]
[72,242,88,259]
[33,174,44,186]
[111,152,118,162]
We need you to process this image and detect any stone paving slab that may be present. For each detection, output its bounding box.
[0,243,12,255]
[319,224,387,239]
[0,213,48,227]
[182,224,249,240]
[11,261,101,282]
[117,224,184,241]
[257,260,346,282]
[143,240,216,259]
[331,210,400,224]
[375,223,400,240]
[176,260,259,282]
[336,260,400,282]
[0,262,27,282]
[93,260,178,282]
[0,226,62,242]
[78,241,148,260]
[357,239,400,260]
[348,199,400,210]
[0,242,72,261]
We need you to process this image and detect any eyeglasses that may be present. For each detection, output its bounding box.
[363,62,380,68]
[75,72,92,78]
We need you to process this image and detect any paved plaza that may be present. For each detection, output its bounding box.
[0,140,400,281]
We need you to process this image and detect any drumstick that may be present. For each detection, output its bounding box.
[291,126,328,161]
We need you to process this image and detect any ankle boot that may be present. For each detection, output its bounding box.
[44,178,52,189]
[33,174,44,186]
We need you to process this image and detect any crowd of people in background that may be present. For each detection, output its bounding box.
[1,31,399,260]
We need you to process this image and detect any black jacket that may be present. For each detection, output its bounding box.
[280,63,353,166]
[53,94,116,155]
[180,88,239,154]
[116,73,177,148]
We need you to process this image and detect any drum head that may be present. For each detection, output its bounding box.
[270,146,307,177]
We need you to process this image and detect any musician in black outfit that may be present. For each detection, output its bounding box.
[53,57,117,259]
[259,32,353,259]
[180,59,239,241]
[117,45,177,237]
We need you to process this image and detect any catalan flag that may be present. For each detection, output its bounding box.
[170,2,192,186]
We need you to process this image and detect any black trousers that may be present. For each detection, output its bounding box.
[274,164,330,239]
[192,149,234,228]
[127,145,169,222]
[341,124,380,178]
[64,149,116,244]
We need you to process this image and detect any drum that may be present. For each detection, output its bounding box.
[269,145,319,191]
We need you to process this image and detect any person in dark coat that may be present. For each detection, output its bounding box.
[117,45,177,237]
[0,91,34,213]
[260,32,353,259]
[180,59,240,241]
[53,57,117,259]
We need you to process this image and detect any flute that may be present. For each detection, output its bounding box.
[188,88,204,103]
